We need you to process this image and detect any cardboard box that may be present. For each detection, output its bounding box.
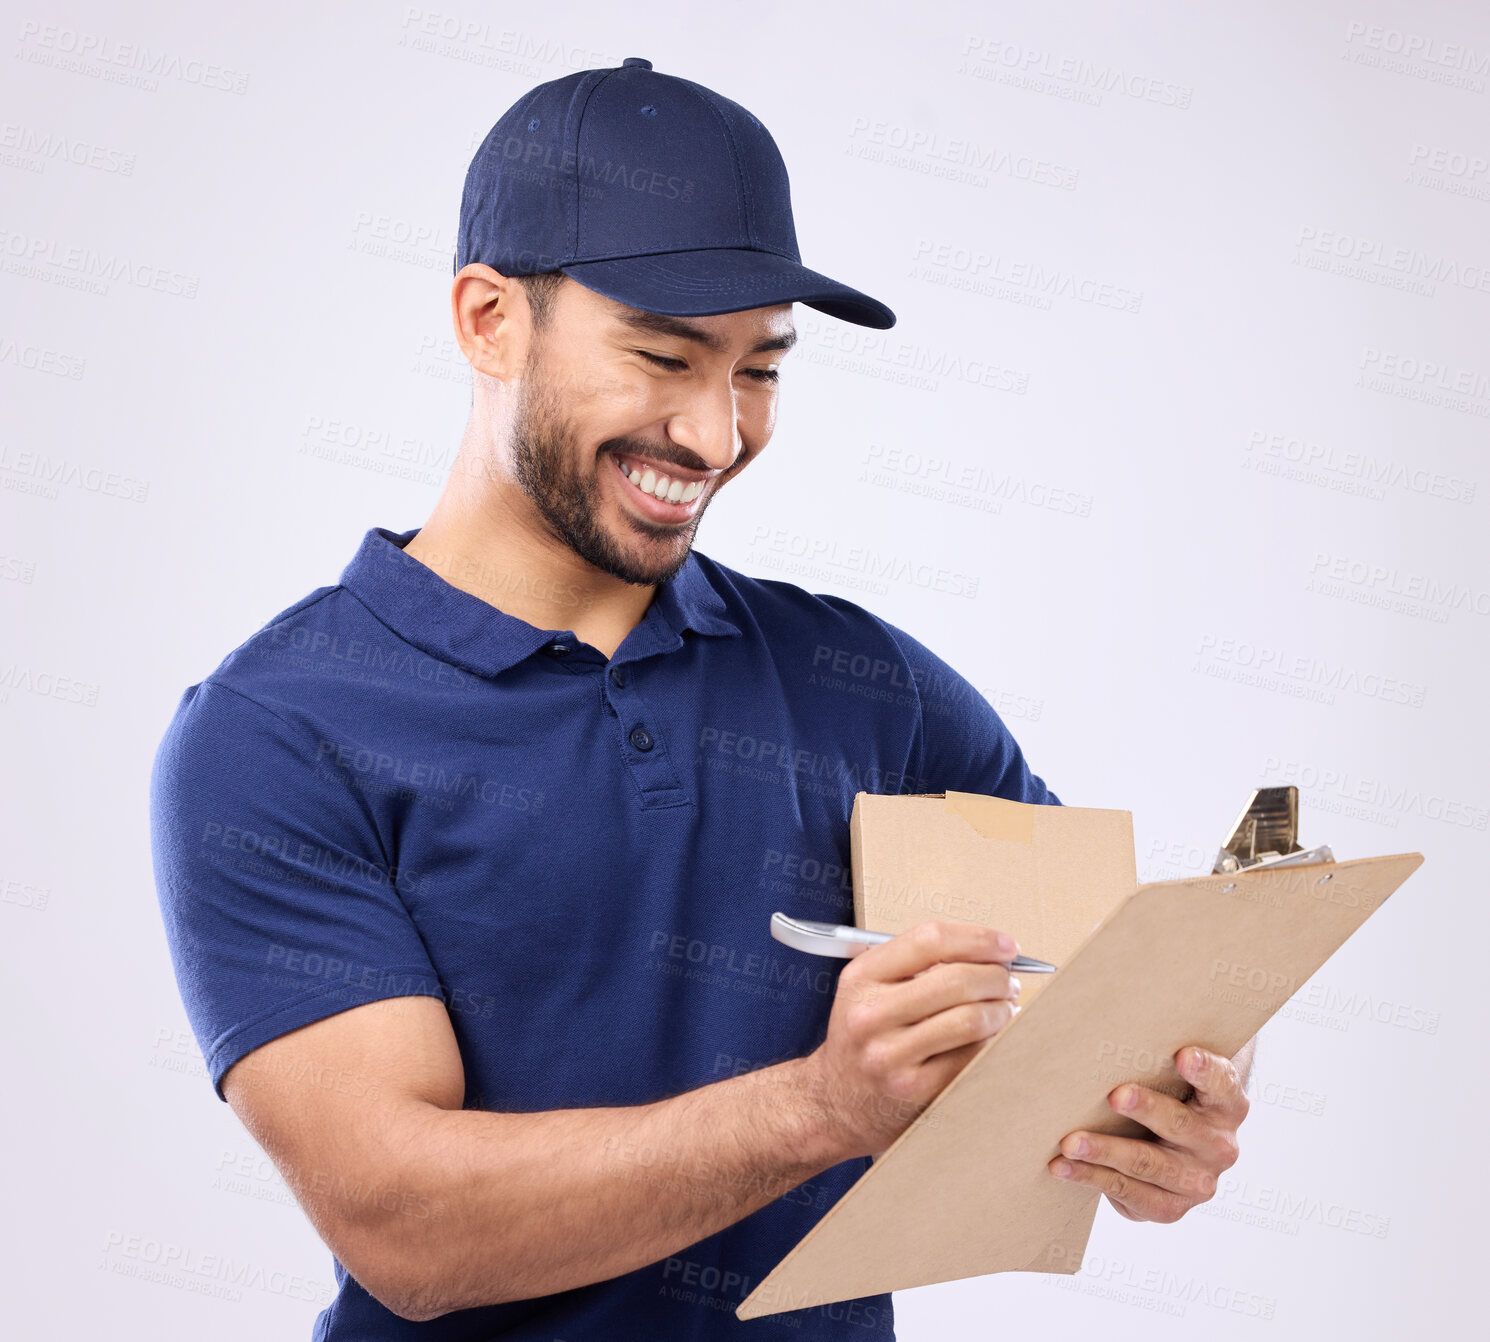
[851,790,1137,1010]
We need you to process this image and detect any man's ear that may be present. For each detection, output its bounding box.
[451,264,532,384]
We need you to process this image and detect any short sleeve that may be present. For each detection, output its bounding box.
[874,616,1062,806]
[149,679,446,1099]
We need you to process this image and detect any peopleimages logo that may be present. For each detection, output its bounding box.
[266,623,476,690]
[845,115,1079,190]
[957,35,1194,109]
[1343,20,1490,76]
[315,739,546,812]
[489,137,696,201]
[910,238,1143,314]
[1244,427,1476,503]
[1263,755,1489,830]
[99,1230,333,1305]
[1192,633,1427,708]
[0,121,136,176]
[16,20,250,93]
[1307,551,1490,621]
[1296,226,1490,296]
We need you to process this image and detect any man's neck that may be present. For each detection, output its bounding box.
[402,505,657,661]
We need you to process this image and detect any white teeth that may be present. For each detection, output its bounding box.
[616,456,704,506]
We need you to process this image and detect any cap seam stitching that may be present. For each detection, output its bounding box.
[673,79,752,244]
[569,70,617,262]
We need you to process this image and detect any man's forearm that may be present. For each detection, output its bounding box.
[353,1057,841,1319]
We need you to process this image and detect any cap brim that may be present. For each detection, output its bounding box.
[558,248,896,329]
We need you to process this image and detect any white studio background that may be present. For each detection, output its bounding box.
[2,1,1484,1337]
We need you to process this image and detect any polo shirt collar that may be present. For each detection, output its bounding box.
[339,526,740,679]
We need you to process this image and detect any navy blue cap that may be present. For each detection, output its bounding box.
[455,57,895,329]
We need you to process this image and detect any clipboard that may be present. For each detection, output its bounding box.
[736,790,1425,1320]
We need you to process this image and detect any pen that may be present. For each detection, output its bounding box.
[769,911,1057,971]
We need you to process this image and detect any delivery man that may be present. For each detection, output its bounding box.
[150,56,1251,1340]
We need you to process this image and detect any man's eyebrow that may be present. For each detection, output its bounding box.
[615,309,797,356]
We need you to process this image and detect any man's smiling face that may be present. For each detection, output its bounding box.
[506,275,796,588]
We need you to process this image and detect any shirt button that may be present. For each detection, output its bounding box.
[548,642,570,657]
[629,725,654,751]
[609,666,626,687]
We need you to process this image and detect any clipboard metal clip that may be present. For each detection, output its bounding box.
[1212,786,1335,874]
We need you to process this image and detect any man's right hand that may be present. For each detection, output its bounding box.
[795,921,1024,1160]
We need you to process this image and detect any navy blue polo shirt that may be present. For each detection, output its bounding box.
[149,525,1060,1341]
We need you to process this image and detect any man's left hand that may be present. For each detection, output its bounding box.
[1046,1046,1249,1223]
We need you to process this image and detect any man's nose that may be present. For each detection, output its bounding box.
[665,379,742,472]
